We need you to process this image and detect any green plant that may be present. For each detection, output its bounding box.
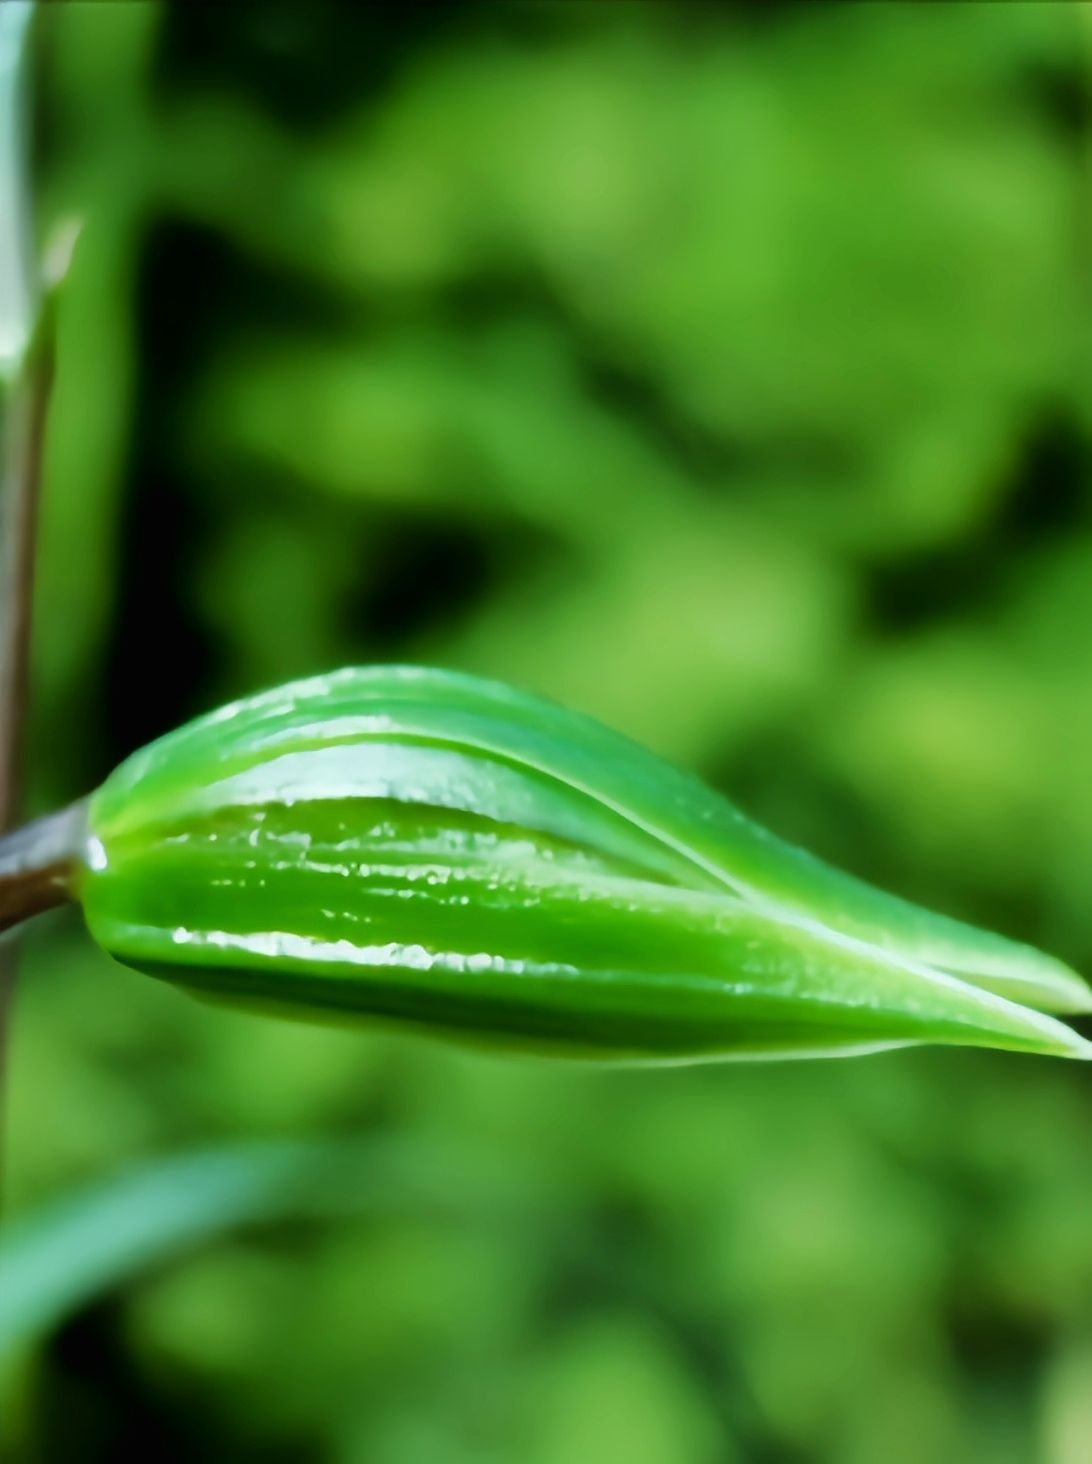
[6,8,1092,1460]
[1,664,1087,1063]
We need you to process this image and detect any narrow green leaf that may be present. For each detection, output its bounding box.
[0,1138,544,1368]
[0,1,34,383]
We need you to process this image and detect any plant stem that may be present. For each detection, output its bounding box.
[0,343,48,829]
[0,0,44,1205]
[0,344,53,1199]
[0,802,83,934]
[0,349,52,1210]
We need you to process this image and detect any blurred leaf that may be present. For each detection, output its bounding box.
[0,1136,546,1368]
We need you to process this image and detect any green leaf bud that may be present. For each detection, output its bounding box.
[72,667,1091,1063]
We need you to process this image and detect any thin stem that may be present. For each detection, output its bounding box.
[0,337,50,826]
[0,801,84,934]
[0,0,45,1209]
[0,339,52,1202]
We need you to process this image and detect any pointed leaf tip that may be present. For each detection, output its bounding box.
[76,665,1092,1066]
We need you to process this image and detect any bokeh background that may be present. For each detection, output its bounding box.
[6,2,1092,1460]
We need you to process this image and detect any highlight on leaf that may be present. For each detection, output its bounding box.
[54,665,1090,1065]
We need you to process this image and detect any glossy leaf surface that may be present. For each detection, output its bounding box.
[77,667,1092,1062]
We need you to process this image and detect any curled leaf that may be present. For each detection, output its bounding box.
[75,666,1091,1063]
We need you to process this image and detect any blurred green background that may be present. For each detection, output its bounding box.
[7,2,1092,1460]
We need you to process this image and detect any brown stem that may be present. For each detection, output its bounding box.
[0,0,49,1214]
[0,344,50,824]
[0,802,84,933]
[0,335,53,1200]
